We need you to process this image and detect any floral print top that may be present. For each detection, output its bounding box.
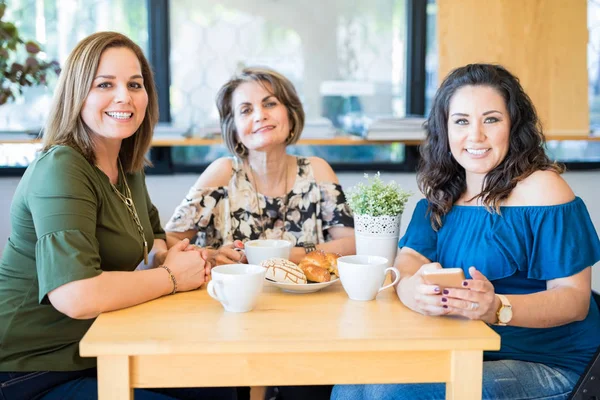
[165,156,354,248]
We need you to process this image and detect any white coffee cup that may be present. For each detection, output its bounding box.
[337,255,400,301]
[207,264,266,312]
[244,239,292,265]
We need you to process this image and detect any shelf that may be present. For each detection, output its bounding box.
[0,134,421,146]
[1,134,599,147]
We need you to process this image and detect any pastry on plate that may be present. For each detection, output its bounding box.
[261,258,307,284]
[298,250,341,283]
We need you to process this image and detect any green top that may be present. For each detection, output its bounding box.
[0,146,165,371]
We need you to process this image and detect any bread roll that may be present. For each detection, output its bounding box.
[261,258,307,284]
[325,252,340,276]
[298,250,341,280]
[300,250,328,268]
[300,264,331,283]
[298,251,332,283]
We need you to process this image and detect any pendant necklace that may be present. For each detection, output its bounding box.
[248,158,289,240]
[106,159,149,265]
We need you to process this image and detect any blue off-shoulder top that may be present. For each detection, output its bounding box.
[399,197,600,375]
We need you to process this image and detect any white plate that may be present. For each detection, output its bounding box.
[266,277,340,294]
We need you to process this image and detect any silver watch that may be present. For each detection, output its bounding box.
[303,242,316,253]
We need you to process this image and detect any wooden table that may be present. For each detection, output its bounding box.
[80,280,500,400]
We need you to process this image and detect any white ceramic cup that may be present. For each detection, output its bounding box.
[207,264,266,312]
[244,239,292,265]
[337,255,400,301]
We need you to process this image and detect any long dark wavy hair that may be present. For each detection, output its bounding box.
[418,63,564,229]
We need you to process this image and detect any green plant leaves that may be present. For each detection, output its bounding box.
[347,172,412,217]
[0,9,60,106]
[0,21,18,41]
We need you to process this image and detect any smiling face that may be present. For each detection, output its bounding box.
[231,80,291,152]
[80,47,148,144]
[447,85,511,180]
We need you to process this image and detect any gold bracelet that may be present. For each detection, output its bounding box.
[159,265,177,295]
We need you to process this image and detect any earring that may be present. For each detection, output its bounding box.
[235,141,247,156]
[287,130,295,143]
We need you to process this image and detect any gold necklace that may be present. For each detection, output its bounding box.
[247,158,289,240]
[107,159,149,265]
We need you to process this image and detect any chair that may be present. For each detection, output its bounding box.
[569,291,600,400]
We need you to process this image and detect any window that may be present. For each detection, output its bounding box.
[1,0,148,132]
[424,0,437,114]
[168,0,408,168]
[421,0,600,164]
[0,0,147,166]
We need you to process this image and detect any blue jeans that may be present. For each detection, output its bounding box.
[331,360,581,400]
[0,369,240,400]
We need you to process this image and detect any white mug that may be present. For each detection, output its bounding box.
[244,239,292,265]
[337,255,400,301]
[207,264,266,312]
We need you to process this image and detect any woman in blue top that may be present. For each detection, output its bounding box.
[332,64,600,400]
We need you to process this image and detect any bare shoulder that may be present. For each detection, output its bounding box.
[509,170,575,206]
[307,156,339,184]
[193,157,234,188]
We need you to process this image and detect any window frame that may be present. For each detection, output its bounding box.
[2,0,595,176]
[146,0,428,174]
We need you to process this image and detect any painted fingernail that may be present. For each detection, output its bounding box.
[443,289,449,295]
[434,287,440,292]
[443,305,448,309]
[462,281,468,287]
[441,297,447,302]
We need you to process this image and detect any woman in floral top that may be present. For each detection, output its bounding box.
[166,66,355,266]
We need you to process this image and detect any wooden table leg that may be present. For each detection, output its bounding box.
[446,350,483,400]
[250,386,267,400]
[97,355,133,400]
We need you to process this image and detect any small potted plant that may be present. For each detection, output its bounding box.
[347,172,412,265]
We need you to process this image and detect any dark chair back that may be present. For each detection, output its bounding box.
[569,291,600,400]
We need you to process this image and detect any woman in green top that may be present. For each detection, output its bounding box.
[0,32,238,400]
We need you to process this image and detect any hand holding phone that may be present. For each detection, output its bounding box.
[422,268,466,289]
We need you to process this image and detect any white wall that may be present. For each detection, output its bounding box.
[1,171,599,290]
[0,177,20,240]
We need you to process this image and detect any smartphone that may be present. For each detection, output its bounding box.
[422,268,466,289]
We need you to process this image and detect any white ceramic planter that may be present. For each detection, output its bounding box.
[354,214,402,267]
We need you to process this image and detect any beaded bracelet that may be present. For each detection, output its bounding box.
[159,265,177,295]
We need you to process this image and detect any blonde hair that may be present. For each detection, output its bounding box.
[42,31,158,172]
[215,66,305,157]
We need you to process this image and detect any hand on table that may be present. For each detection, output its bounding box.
[164,238,208,292]
[204,240,247,266]
[182,242,213,282]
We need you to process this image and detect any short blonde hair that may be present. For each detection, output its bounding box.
[42,31,158,173]
[215,67,305,157]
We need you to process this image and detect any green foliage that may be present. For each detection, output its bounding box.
[0,3,60,106]
[347,172,412,217]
